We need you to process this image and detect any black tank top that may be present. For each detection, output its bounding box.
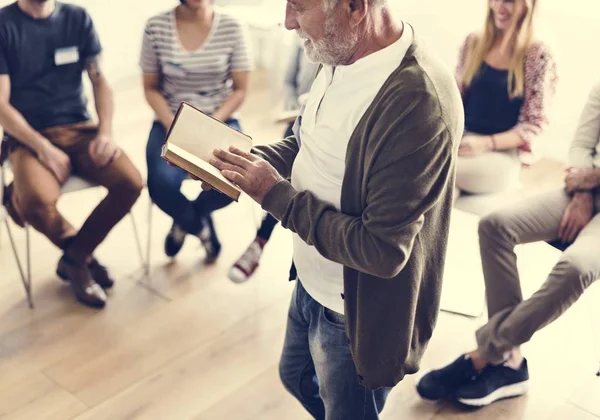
[463,63,524,135]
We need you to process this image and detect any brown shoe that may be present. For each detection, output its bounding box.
[2,182,25,228]
[58,258,106,309]
[88,258,114,289]
[57,257,114,290]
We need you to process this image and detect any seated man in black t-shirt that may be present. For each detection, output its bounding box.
[0,0,143,309]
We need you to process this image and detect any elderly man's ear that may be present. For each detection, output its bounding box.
[346,0,369,25]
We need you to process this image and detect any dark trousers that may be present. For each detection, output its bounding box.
[145,121,236,235]
[257,213,278,240]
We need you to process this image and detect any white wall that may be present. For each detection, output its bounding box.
[2,0,600,162]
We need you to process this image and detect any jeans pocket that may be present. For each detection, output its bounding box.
[322,306,345,329]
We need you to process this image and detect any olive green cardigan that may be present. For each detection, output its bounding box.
[254,34,464,389]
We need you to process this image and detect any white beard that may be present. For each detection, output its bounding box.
[297,16,358,66]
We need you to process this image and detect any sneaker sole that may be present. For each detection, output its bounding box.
[57,269,69,282]
[415,377,444,404]
[417,393,442,405]
[228,267,250,284]
[457,380,529,407]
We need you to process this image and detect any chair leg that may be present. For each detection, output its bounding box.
[146,202,153,275]
[589,287,600,376]
[5,220,33,309]
[129,212,147,275]
[26,225,32,307]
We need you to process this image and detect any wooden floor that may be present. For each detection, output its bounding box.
[2,71,600,420]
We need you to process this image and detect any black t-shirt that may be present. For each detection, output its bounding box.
[0,1,102,131]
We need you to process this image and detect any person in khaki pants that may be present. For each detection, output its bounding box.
[417,80,600,407]
[0,0,143,309]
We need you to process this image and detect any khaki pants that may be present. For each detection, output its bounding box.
[8,121,143,264]
[456,150,521,194]
[475,188,600,363]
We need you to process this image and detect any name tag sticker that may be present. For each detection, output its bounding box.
[54,46,79,66]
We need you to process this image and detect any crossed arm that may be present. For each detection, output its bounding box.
[556,82,600,243]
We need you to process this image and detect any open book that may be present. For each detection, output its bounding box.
[161,102,253,201]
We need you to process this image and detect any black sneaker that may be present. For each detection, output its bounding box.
[198,215,221,264]
[416,355,479,402]
[455,359,529,407]
[165,222,186,258]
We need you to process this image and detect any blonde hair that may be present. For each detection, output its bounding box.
[463,0,537,98]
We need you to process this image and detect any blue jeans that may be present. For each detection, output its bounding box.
[146,120,236,235]
[280,281,391,420]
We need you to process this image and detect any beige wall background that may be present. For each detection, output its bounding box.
[1,0,600,163]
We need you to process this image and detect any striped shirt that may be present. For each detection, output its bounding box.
[140,9,253,116]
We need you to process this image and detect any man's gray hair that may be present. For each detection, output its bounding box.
[323,0,387,11]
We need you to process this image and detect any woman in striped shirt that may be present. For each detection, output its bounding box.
[141,0,253,261]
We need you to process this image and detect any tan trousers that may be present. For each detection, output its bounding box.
[8,121,143,264]
[475,188,600,363]
[456,150,521,194]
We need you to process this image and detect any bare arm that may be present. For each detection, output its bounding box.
[481,129,526,151]
[143,73,174,129]
[0,75,70,181]
[86,55,113,136]
[566,168,600,190]
[0,75,47,154]
[212,71,250,122]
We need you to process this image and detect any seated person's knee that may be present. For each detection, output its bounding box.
[19,195,55,224]
[129,171,144,197]
[146,172,181,201]
[113,169,143,203]
[478,211,508,239]
[558,252,600,285]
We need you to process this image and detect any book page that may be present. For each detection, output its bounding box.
[167,103,252,161]
[165,143,239,190]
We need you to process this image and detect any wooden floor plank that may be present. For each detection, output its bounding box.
[0,373,86,420]
[71,300,291,420]
[548,403,600,420]
[195,365,310,420]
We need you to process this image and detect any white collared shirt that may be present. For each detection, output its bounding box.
[291,24,414,314]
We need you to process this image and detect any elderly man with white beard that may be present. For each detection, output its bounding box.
[209,0,464,418]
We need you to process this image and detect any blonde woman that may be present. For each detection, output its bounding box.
[455,0,557,196]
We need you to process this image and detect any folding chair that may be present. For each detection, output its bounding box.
[1,141,147,308]
[0,164,32,308]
